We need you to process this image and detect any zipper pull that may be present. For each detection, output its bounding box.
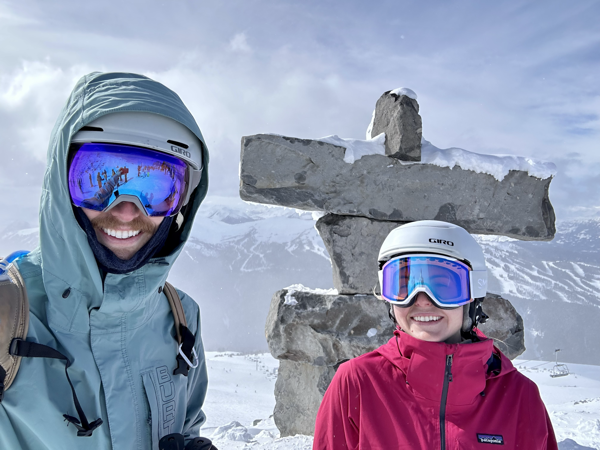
[446,354,453,382]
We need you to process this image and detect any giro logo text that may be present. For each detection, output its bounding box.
[171,145,191,159]
[156,366,177,434]
[477,434,504,445]
[429,238,454,246]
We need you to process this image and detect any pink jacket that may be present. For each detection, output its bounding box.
[313,330,558,450]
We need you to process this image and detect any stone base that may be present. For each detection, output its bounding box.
[274,360,335,437]
[267,288,526,436]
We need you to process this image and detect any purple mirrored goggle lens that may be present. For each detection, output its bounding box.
[381,255,472,307]
[68,143,188,217]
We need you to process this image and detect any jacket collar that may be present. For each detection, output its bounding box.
[377,330,513,407]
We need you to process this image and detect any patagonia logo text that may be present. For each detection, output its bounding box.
[429,238,454,246]
[477,434,504,445]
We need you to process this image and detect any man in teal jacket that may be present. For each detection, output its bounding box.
[0,72,212,449]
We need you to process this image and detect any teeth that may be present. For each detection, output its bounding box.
[102,228,141,239]
[412,316,442,322]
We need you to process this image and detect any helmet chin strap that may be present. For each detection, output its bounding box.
[461,297,489,339]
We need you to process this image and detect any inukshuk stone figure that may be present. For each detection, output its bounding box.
[239,87,555,436]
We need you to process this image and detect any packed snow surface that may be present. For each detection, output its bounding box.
[284,283,338,305]
[201,352,600,449]
[421,138,557,181]
[320,131,556,180]
[318,133,385,164]
[389,87,417,99]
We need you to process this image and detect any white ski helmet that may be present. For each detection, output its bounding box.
[378,220,488,300]
[71,111,204,208]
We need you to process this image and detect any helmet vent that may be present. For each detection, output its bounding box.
[167,140,189,149]
[80,126,104,132]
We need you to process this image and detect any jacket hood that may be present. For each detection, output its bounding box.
[375,329,516,406]
[38,72,209,309]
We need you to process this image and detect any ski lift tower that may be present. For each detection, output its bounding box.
[550,348,569,378]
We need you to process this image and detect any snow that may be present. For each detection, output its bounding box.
[201,352,600,449]
[421,138,557,181]
[317,132,385,164]
[283,283,338,305]
[322,132,556,181]
[389,87,417,100]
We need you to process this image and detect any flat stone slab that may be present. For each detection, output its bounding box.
[265,289,394,367]
[240,134,555,240]
[266,289,525,365]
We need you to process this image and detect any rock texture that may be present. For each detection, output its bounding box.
[478,293,525,360]
[267,287,525,436]
[315,214,406,294]
[369,91,422,161]
[265,290,394,366]
[273,360,334,437]
[240,134,556,240]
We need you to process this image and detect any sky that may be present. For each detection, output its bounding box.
[1,0,599,227]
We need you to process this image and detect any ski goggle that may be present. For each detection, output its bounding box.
[379,254,474,309]
[68,142,189,217]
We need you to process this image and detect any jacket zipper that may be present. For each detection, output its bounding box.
[440,354,453,450]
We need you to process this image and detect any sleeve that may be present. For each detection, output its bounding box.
[178,291,209,444]
[543,407,559,450]
[313,361,360,450]
[520,376,559,450]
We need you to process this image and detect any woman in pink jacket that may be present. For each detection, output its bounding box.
[313,220,558,450]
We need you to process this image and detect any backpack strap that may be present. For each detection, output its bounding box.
[0,261,30,401]
[0,257,102,436]
[163,282,198,377]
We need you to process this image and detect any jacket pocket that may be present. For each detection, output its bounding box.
[141,370,161,450]
[142,365,186,450]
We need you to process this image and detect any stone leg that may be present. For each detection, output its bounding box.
[274,360,336,437]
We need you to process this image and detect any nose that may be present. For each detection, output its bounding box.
[414,292,434,306]
[108,201,143,222]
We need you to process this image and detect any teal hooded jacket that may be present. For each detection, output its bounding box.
[0,73,210,449]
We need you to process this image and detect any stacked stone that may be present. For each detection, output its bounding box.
[239,89,554,436]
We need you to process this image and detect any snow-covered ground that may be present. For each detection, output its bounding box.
[201,352,600,449]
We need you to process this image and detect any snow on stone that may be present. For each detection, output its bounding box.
[365,109,375,139]
[319,131,556,180]
[318,132,385,164]
[201,352,600,449]
[389,87,417,100]
[421,139,557,181]
[367,328,378,337]
[284,283,338,305]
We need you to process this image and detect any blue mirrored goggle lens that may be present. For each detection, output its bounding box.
[382,256,471,305]
[68,143,188,217]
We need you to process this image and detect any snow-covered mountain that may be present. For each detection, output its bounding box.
[1,196,599,364]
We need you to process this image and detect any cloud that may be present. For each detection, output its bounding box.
[229,33,251,53]
[0,0,598,226]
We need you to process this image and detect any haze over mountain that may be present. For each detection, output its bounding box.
[2,196,599,365]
